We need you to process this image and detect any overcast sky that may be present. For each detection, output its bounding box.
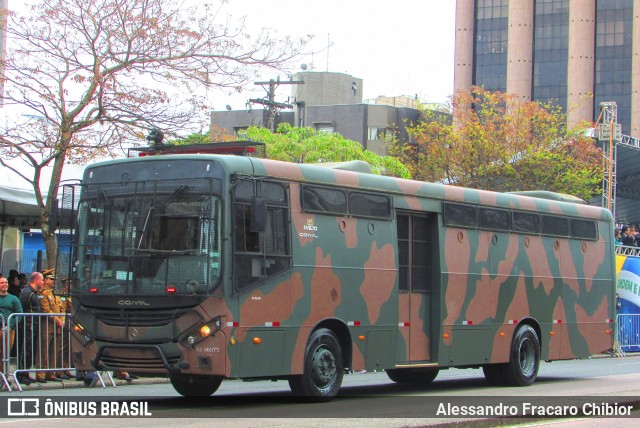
[8,0,456,110]
[215,0,456,110]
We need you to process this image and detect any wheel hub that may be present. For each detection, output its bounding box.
[311,346,336,386]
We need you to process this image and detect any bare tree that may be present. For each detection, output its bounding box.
[0,0,309,268]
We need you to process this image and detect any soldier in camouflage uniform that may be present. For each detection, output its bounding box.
[56,278,74,379]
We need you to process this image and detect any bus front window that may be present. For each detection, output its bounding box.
[76,180,221,296]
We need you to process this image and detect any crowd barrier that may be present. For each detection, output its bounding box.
[0,315,9,391]
[2,312,74,392]
[616,244,640,256]
[616,313,640,356]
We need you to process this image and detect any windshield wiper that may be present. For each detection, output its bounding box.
[100,190,124,230]
[164,185,188,207]
[137,206,154,249]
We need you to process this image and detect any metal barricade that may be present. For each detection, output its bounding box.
[615,245,640,256]
[1,314,10,391]
[6,312,74,392]
[616,313,640,356]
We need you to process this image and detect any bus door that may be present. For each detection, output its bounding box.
[396,211,437,362]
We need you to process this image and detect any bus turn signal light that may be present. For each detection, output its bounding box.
[200,325,211,337]
[253,337,262,344]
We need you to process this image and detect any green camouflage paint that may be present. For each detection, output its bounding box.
[69,154,615,390]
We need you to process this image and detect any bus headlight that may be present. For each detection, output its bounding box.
[180,316,224,348]
[69,318,94,346]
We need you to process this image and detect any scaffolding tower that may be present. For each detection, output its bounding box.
[597,102,622,218]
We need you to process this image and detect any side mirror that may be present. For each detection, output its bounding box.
[251,196,266,233]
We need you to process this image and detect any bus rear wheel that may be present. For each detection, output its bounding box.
[170,374,223,397]
[387,368,439,384]
[506,324,540,386]
[288,328,344,402]
[484,324,540,387]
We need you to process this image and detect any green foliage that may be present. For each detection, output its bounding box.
[389,87,603,200]
[169,132,212,145]
[244,124,411,178]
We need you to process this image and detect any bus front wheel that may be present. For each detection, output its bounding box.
[170,374,223,397]
[288,328,344,402]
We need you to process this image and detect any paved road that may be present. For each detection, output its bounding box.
[2,355,639,427]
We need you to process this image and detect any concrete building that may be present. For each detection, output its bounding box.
[454,0,640,138]
[210,71,423,155]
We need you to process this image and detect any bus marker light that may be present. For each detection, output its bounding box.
[265,321,280,327]
[553,320,562,324]
[89,287,99,293]
[605,329,612,335]
[550,331,555,336]
[443,333,450,339]
[462,320,473,325]
[200,325,212,337]
[358,335,365,341]
[499,332,505,337]
[507,319,518,324]
[399,322,409,327]
[230,337,236,345]
[253,337,262,344]
[348,321,361,326]
[227,321,239,327]
[167,286,177,294]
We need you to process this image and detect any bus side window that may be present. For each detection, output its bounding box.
[235,204,260,253]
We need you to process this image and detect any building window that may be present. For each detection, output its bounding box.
[314,123,335,133]
[368,127,391,141]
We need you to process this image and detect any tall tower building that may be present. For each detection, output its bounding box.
[454,0,640,138]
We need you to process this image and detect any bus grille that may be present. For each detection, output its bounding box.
[94,309,200,327]
[77,306,203,343]
[90,308,199,327]
[101,354,180,371]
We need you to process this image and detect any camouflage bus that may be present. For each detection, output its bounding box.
[61,154,616,401]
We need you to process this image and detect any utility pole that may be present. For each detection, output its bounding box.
[249,77,304,131]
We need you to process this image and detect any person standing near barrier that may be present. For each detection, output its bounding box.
[39,269,64,382]
[18,272,44,384]
[0,275,23,372]
[7,271,22,299]
[55,278,74,380]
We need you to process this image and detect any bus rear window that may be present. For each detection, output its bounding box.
[302,186,347,215]
[542,215,569,237]
[349,192,391,219]
[512,211,540,234]
[571,219,597,240]
[443,203,477,228]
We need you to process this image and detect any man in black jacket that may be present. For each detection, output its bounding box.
[621,226,637,247]
[17,272,45,384]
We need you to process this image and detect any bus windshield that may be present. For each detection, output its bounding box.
[75,179,221,296]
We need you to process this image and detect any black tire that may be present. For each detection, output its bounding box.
[170,374,223,397]
[504,324,540,386]
[386,368,439,384]
[288,328,344,402]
